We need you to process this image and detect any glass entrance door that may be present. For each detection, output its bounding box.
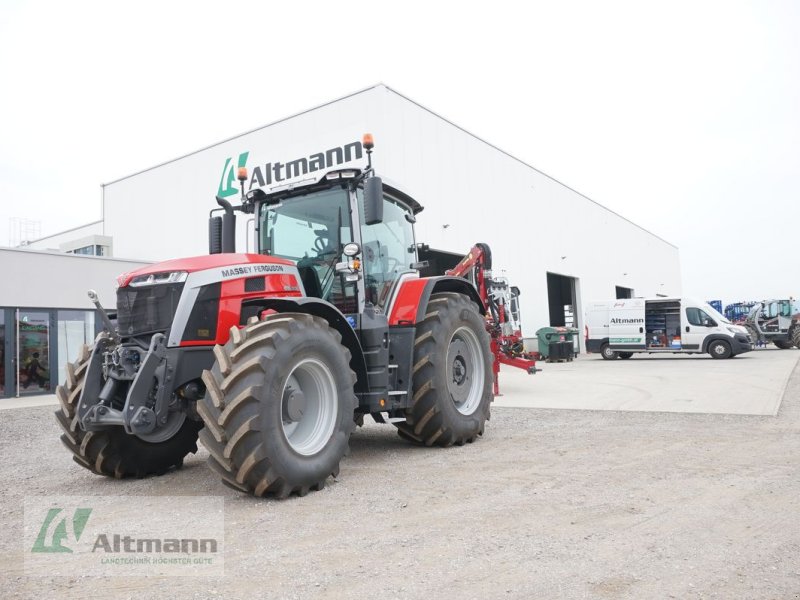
[16,310,52,395]
[0,311,5,396]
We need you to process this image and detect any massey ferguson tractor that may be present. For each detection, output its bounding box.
[55,134,536,498]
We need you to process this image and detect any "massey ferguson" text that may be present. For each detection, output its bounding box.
[221,264,285,278]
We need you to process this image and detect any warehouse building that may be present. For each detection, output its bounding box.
[9,84,681,395]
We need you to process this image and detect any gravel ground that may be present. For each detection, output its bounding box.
[1,361,799,599]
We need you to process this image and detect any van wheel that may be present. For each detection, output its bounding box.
[618,352,633,359]
[709,340,732,359]
[600,344,618,360]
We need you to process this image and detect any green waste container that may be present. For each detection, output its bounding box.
[535,326,578,361]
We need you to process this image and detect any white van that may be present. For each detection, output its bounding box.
[585,297,753,359]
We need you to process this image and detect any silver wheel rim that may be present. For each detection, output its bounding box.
[714,343,726,356]
[136,410,186,443]
[603,347,614,358]
[281,358,338,456]
[447,326,485,415]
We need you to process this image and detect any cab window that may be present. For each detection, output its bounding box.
[686,307,714,327]
[358,192,416,307]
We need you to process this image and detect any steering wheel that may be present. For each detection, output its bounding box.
[314,236,329,256]
[383,257,402,272]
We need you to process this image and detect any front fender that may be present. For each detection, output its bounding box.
[388,276,485,326]
[241,297,369,393]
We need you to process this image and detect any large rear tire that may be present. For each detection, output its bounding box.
[791,325,800,349]
[395,293,493,447]
[773,340,793,350]
[54,343,201,478]
[197,313,357,498]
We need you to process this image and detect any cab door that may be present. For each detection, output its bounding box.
[683,304,716,351]
[609,299,646,351]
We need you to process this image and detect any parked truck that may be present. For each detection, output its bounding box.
[585,297,752,359]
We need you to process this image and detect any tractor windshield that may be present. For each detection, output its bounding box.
[259,188,356,310]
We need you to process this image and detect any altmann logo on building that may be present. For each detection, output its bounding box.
[610,318,644,324]
[218,140,364,198]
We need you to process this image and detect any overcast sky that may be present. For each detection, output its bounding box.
[0,1,797,303]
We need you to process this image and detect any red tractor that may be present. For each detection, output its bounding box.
[55,135,529,498]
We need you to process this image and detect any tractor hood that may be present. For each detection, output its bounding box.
[117,253,295,288]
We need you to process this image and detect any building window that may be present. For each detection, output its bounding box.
[57,310,96,385]
[69,245,106,256]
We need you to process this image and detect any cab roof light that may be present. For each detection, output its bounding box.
[362,133,374,150]
[237,167,248,182]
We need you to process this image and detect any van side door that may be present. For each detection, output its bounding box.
[609,300,646,351]
[683,305,716,351]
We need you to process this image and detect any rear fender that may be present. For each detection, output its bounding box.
[388,276,485,326]
[240,297,368,393]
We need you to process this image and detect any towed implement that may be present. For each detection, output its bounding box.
[56,135,531,498]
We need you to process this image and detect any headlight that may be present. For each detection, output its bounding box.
[129,271,188,287]
[727,326,743,335]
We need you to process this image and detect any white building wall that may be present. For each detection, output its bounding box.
[103,90,382,262]
[101,85,681,339]
[372,89,681,335]
[0,248,148,309]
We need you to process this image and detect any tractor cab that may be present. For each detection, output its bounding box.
[253,170,422,316]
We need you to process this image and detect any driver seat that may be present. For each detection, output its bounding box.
[297,265,323,299]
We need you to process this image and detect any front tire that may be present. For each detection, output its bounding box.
[600,344,618,360]
[618,352,633,359]
[197,313,357,498]
[773,340,793,350]
[54,343,201,478]
[396,293,493,447]
[745,324,760,346]
[708,339,732,359]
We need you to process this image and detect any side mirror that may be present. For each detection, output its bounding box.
[705,319,716,327]
[363,176,383,225]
